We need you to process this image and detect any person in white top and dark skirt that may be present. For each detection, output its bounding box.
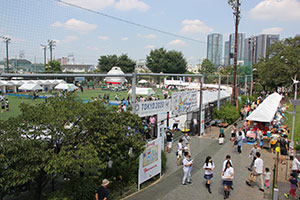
[203,156,215,193]
[222,160,234,199]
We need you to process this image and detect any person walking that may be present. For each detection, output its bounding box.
[5,98,9,111]
[222,161,234,199]
[222,155,233,172]
[166,130,174,153]
[292,156,300,177]
[279,134,289,165]
[246,152,265,192]
[182,132,191,153]
[236,132,243,154]
[182,152,193,185]
[172,116,180,132]
[1,99,5,113]
[284,173,299,199]
[248,143,260,171]
[231,123,237,147]
[177,139,184,166]
[264,167,271,189]
[203,156,215,193]
[95,179,110,200]
[219,128,225,145]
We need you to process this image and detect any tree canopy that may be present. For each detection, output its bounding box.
[199,59,215,75]
[97,54,136,73]
[256,36,300,90]
[0,94,144,200]
[45,60,62,72]
[146,48,187,74]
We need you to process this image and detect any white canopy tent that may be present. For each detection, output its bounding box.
[19,83,43,91]
[246,92,282,122]
[138,79,148,84]
[128,87,155,96]
[55,83,78,91]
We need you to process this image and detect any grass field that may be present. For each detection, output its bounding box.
[0,88,167,121]
[285,104,300,146]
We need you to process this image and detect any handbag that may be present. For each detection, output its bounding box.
[248,173,256,182]
[234,140,238,145]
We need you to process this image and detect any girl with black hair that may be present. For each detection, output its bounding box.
[222,161,234,199]
[203,156,215,193]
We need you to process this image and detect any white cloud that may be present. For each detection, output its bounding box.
[114,0,150,12]
[261,27,283,34]
[87,46,99,51]
[168,39,187,47]
[121,37,129,41]
[249,0,300,21]
[138,34,157,39]
[62,0,114,10]
[62,35,79,43]
[144,45,155,49]
[52,19,97,32]
[180,19,213,34]
[98,36,109,40]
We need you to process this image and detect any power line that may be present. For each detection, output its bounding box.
[55,0,206,44]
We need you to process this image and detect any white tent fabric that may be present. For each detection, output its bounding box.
[246,92,282,122]
[128,87,155,95]
[19,83,43,91]
[55,83,78,91]
[138,79,148,84]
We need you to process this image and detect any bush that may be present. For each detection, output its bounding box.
[213,102,240,124]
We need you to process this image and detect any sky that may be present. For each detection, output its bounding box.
[0,0,299,66]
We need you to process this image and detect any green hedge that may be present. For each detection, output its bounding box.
[213,102,240,124]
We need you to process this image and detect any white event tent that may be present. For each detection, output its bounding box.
[19,83,43,91]
[55,83,78,91]
[128,87,155,96]
[246,92,282,122]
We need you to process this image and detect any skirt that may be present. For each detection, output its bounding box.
[204,174,213,180]
[223,180,233,187]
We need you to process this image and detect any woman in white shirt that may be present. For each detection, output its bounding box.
[203,156,215,193]
[222,161,234,199]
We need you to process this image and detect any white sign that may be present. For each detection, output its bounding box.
[138,138,162,190]
[171,90,198,115]
[134,99,170,117]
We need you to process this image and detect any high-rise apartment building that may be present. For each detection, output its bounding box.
[227,33,245,66]
[207,33,223,66]
[255,34,280,63]
[224,41,230,66]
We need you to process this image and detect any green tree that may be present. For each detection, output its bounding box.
[45,60,62,72]
[0,94,145,200]
[97,54,136,73]
[199,59,215,75]
[256,36,300,90]
[146,48,187,74]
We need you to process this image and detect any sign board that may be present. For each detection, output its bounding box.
[138,137,162,190]
[171,90,198,115]
[134,99,170,117]
[201,108,205,135]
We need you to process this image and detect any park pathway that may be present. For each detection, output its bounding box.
[126,123,277,200]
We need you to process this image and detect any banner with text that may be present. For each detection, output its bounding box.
[134,99,170,117]
[138,137,162,189]
[171,90,198,115]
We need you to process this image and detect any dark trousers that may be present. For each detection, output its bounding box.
[237,145,242,154]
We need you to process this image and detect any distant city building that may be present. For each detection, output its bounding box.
[244,34,280,65]
[255,34,280,63]
[135,59,150,73]
[225,33,245,66]
[224,41,230,66]
[207,33,223,67]
[57,57,68,65]
[0,59,44,72]
[187,64,200,74]
[61,64,94,72]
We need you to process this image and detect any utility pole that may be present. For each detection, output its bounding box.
[228,0,241,105]
[40,44,47,68]
[249,36,256,96]
[2,36,11,73]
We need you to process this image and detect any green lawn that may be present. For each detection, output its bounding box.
[0,88,168,121]
[285,104,300,146]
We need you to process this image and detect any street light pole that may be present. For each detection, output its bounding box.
[48,40,56,63]
[2,36,11,73]
[249,36,256,97]
[40,44,47,69]
[228,0,241,106]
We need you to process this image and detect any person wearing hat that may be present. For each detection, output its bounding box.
[96,179,110,200]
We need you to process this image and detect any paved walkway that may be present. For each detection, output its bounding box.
[127,122,291,200]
